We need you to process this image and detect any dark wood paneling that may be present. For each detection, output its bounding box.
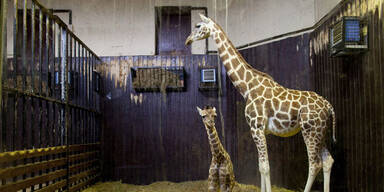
[101,33,311,189]
[101,55,222,184]
[310,0,384,191]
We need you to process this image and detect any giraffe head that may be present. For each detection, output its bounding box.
[197,106,217,127]
[185,14,213,45]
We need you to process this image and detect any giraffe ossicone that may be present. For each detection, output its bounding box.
[187,15,336,192]
[197,106,235,192]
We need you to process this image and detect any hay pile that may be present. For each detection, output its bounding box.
[132,68,182,94]
[83,180,295,192]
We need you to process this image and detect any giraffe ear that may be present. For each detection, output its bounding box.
[212,107,217,113]
[196,107,203,116]
[199,13,210,23]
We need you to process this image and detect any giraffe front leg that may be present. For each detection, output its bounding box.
[321,147,334,192]
[208,162,219,192]
[251,127,272,192]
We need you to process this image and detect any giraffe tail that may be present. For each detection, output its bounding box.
[328,105,336,143]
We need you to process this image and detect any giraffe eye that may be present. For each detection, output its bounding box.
[195,24,201,28]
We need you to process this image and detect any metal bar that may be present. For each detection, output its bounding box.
[30,8,36,188]
[45,14,49,96]
[81,46,84,107]
[21,0,27,151]
[87,51,89,107]
[79,43,82,107]
[92,55,95,109]
[58,25,62,101]
[76,41,79,106]
[92,113,95,143]
[86,111,89,144]
[22,0,26,91]
[13,0,18,89]
[82,109,84,145]
[56,23,60,101]
[37,95,42,189]
[59,25,64,145]
[1,94,7,153]
[64,31,71,192]
[30,95,35,190]
[2,86,100,114]
[85,50,91,107]
[30,0,100,61]
[13,97,18,151]
[0,0,8,114]
[73,40,76,105]
[84,50,87,108]
[69,36,72,103]
[78,43,82,107]
[90,55,94,109]
[51,20,55,98]
[38,9,42,94]
[31,3,35,93]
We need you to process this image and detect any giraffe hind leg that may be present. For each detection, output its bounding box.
[301,124,324,192]
[322,147,334,192]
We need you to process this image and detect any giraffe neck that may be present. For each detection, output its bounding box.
[211,23,272,98]
[204,124,225,157]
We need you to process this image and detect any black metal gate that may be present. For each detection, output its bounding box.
[0,0,102,191]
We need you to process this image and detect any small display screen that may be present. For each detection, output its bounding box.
[345,20,360,42]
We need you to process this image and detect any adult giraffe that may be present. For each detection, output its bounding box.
[186,14,335,192]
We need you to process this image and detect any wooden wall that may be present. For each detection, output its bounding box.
[310,0,384,191]
[100,33,312,189]
[101,55,226,184]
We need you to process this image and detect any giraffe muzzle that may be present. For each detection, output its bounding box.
[185,36,193,45]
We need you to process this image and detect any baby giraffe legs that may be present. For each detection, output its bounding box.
[208,162,219,192]
[219,162,234,192]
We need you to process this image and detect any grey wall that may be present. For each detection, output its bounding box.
[314,0,341,22]
[210,0,314,50]
[4,0,342,56]
[29,0,316,56]
[40,0,208,56]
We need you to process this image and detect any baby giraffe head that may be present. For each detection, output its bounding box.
[197,106,217,127]
[185,14,214,45]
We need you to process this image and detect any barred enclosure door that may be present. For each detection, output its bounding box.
[155,6,191,55]
[0,0,102,191]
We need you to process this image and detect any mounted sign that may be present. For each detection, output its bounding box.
[199,67,217,91]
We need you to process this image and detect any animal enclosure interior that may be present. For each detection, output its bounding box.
[0,0,384,192]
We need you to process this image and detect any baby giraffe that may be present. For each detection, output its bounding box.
[197,106,235,192]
